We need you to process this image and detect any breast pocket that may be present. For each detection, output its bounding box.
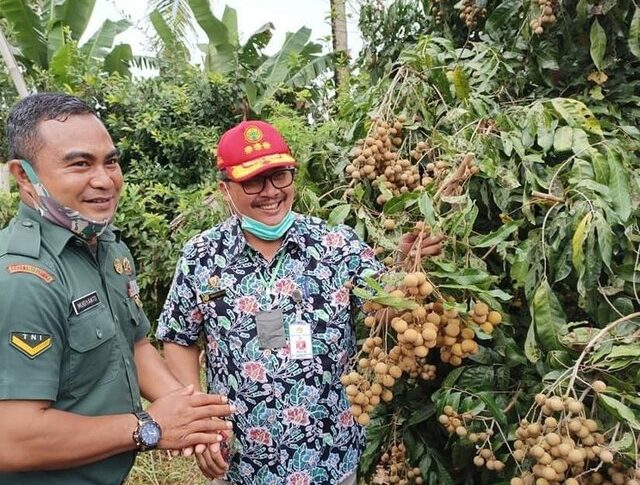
[68,303,117,397]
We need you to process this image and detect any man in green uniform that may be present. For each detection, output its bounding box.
[0,93,234,484]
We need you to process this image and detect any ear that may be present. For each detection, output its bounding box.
[7,160,38,203]
[218,180,231,202]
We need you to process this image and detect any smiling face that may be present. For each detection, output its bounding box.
[29,114,123,222]
[220,167,295,226]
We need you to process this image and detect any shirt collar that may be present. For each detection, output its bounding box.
[17,203,121,255]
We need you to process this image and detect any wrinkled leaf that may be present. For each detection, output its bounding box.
[630,8,640,59]
[531,280,566,351]
[598,394,640,430]
[327,204,350,226]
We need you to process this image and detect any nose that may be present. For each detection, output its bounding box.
[261,176,280,196]
[89,165,115,189]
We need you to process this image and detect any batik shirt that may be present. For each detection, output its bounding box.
[157,213,384,485]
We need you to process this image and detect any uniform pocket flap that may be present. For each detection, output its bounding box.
[68,303,116,352]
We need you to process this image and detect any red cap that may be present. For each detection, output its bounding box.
[216,120,296,182]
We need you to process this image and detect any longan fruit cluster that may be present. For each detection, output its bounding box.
[468,301,502,335]
[473,447,506,473]
[510,392,628,485]
[341,368,389,427]
[530,0,558,35]
[458,0,486,30]
[425,153,479,198]
[346,115,429,203]
[374,442,424,485]
[430,0,443,25]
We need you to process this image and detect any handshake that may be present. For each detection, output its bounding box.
[144,385,236,479]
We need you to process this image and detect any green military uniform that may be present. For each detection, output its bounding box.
[0,203,151,485]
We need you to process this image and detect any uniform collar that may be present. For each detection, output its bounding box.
[17,203,121,255]
[225,212,307,264]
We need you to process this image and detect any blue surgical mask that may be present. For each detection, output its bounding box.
[20,159,111,240]
[240,211,295,241]
[224,182,294,241]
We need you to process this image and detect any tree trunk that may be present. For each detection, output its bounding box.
[0,25,28,98]
[330,0,349,94]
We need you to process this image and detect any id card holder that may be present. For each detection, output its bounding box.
[289,323,313,359]
[256,308,286,349]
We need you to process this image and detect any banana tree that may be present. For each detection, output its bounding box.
[150,0,332,114]
[0,0,134,80]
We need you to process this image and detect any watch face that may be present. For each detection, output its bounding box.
[140,422,161,447]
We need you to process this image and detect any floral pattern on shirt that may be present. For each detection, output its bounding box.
[157,214,383,485]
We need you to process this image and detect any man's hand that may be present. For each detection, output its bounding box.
[195,442,229,480]
[398,232,445,260]
[146,386,234,450]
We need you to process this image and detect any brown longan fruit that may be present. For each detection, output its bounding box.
[487,311,502,325]
[357,413,370,426]
[474,302,489,316]
[592,380,607,393]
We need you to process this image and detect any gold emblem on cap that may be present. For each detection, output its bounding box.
[244,126,263,143]
[253,143,263,151]
[114,258,123,274]
[263,141,271,149]
[123,258,132,275]
[244,146,254,154]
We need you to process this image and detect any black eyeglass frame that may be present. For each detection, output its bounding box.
[221,168,296,195]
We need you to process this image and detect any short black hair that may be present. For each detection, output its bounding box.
[6,93,97,162]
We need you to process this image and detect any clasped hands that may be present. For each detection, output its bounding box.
[147,385,235,479]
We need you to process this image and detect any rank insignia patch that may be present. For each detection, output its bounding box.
[113,258,123,274]
[122,258,132,275]
[6,264,54,283]
[10,332,53,359]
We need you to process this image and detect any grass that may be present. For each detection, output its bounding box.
[126,450,207,485]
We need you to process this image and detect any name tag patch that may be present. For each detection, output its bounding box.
[199,289,226,304]
[10,332,53,359]
[72,291,100,315]
[6,264,54,283]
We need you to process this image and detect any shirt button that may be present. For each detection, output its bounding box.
[22,221,33,227]
[96,329,103,339]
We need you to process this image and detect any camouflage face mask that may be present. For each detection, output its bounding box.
[20,159,112,240]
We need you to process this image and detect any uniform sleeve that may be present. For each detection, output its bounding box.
[0,259,68,401]
[156,244,202,346]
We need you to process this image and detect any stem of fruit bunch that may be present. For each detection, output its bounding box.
[565,312,640,397]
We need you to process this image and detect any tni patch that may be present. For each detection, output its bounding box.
[10,332,52,359]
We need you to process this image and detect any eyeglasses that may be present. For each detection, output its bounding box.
[226,168,295,195]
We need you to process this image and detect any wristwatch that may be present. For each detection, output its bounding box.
[132,411,162,451]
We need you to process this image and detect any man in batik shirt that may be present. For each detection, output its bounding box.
[157,120,443,484]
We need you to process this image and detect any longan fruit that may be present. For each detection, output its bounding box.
[357,413,370,426]
[592,380,607,393]
[461,339,477,354]
[403,273,419,288]
[474,302,489,316]
[487,311,502,325]
[480,322,494,334]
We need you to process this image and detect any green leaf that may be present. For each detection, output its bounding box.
[447,67,470,101]
[553,126,573,153]
[590,19,607,70]
[149,9,189,61]
[598,394,640,430]
[81,19,131,59]
[49,42,74,84]
[594,212,613,270]
[103,43,132,77]
[550,98,603,137]
[571,128,591,156]
[418,192,436,226]
[0,0,47,67]
[484,0,520,36]
[188,0,229,46]
[572,212,592,273]
[53,0,95,41]
[327,204,350,226]
[630,8,640,59]
[470,221,519,248]
[476,391,508,427]
[383,191,420,215]
[405,403,435,426]
[609,155,631,223]
[531,280,566,351]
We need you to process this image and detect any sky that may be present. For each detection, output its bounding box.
[86,0,364,64]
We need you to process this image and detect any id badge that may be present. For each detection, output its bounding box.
[289,323,313,359]
[256,309,286,349]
